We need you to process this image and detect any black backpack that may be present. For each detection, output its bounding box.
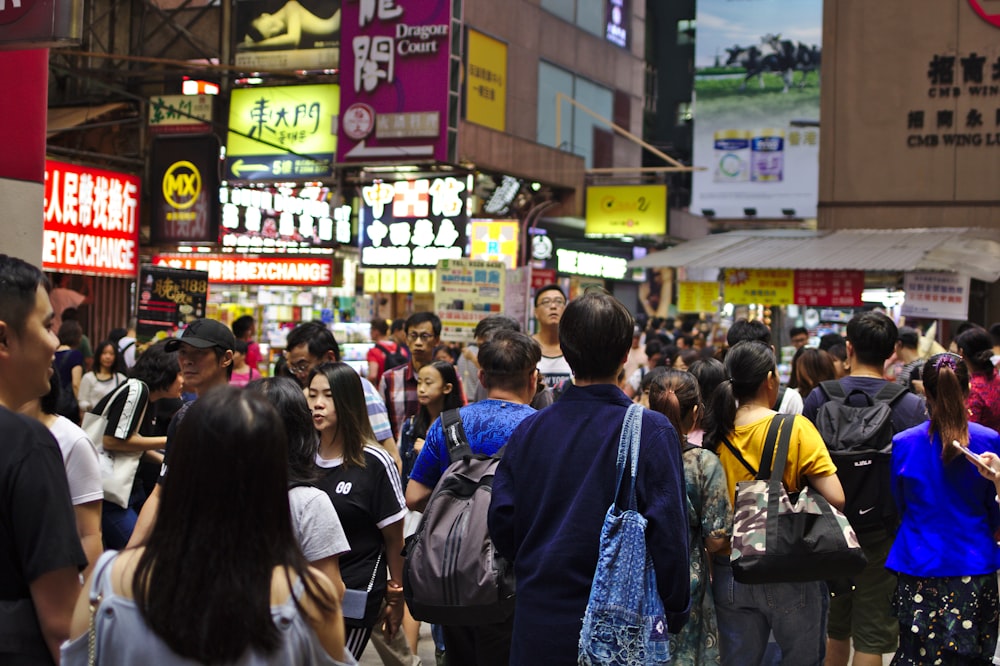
[814,380,907,535]
[402,408,516,625]
[54,354,81,425]
[375,343,408,372]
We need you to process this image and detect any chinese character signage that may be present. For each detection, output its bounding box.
[337,0,452,163]
[148,94,213,134]
[556,249,629,280]
[220,185,350,251]
[605,0,628,48]
[150,134,221,244]
[137,265,209,342]
[466,29,506,132]
[901,271,970,320]
[677,282,719,313]
[585,185,667,235]
[690,0,821,219]
[724,269,794,305]
[233,0,340,72]
[42,159,140,278]
[227,84,339,180]
[793,270,864,307]
[469,220,518,269]
[153,254,337,286]
[359,177,467,268]
[434,259,505,343]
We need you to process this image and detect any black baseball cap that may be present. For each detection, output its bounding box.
[165,319,236,352]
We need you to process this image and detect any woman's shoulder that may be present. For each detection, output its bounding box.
[363,444,397,472]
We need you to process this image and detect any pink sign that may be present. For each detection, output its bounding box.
[793,270,864,307]
[337,0,452,164]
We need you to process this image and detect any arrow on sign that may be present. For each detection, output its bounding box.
[343,141,434,160]
[230,159,271,178]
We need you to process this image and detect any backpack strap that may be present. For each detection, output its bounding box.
[873,381,907,406]
[819,379,846,401]
[772,386,786,411]
[720,437,758,477]
[440,408,472,464]
[374,342,389,355]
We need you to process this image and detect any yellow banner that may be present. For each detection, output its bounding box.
[363,269,380,293]
[585,185,667,235]
[677,282,719,313]
[414,269,433,293]
[470,220,519,269]
[227,84,339,158]
[723,269,794,305]
[466,30,507,132]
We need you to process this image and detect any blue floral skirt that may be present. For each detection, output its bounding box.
[891,572,999,666]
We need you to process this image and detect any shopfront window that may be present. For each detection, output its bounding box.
[537,62,613,168]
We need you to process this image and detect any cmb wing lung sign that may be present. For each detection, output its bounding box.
[42,159,141,278]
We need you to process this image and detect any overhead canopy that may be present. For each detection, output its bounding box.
[47,103,128,138]
[628,228,1000,283]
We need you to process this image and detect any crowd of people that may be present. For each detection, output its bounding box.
[6,251,1000,665]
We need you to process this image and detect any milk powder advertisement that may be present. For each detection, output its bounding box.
[691,0,821,219]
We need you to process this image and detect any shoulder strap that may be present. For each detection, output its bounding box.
[374,342,389,355]
[819,379,846,401]
[756,415,788,481]
[720,437,758,477]
[89,551,119,605]
[440,408,472,463]
[772,386,786,411]
[873,381,907,406]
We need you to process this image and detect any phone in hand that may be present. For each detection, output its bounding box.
[952,440,987,467]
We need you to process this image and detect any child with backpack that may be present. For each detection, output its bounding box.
[400,361,462,488]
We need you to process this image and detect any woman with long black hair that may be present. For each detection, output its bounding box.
[888,353,1000,665]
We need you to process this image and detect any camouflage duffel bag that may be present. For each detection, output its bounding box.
[726,414,867,585]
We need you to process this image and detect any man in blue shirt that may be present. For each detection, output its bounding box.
[488,291,690,666]
[406,330,539,665]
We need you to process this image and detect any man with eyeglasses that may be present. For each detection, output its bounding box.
[378,312,464,441]
[283,321,398,469]
[532,285,573,394]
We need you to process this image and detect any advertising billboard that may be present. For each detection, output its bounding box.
[137,265,209,342]
[585,184,667,235]
[337,0,452,163]
[469,220,518,269]
[220,184,351,251]
[150,135,221,244]
[233,0,340,71]
[227,84,339,180]
[434,258,505,343]
[153,254,337,286]
[691,0,821,219]
[466,29,506,132]
[42,159,140,278]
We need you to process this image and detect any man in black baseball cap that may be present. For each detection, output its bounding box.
[130,318,234,546]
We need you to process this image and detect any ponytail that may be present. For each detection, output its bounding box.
[703,340,775,452]
[648,369,700,438]
[703,378,736,453]
[923,353,969,464]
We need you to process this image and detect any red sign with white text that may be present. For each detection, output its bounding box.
[793,270,865,307]
[152,254,335,286]
[43,160,141,278]
[531,268,557,291]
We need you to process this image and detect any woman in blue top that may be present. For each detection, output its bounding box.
[888,352,1000,665]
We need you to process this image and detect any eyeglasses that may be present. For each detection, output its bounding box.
[287,360,313,375]
[537,297,566,308]
[407,332,435,342]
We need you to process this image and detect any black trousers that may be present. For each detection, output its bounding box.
[441,616,515,666]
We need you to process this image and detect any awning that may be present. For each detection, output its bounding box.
[47,103,128,137]
[628,227,1000,283]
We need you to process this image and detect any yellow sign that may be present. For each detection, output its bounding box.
[466,30,507,132]
[363,270,381,293]
[469,220,519,269]
[396,269,413,293]
[162,161,201,210]
[414,269,433,293]
[677,282,719,313]
[723,269,794,305]
[585,185,668,235]
[380,268,396,292]
[227,84,339,179]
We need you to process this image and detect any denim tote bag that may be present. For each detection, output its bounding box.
[579,403,670,665]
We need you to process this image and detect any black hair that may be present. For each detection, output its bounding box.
[897,326,920,350]
[727,319,771,346]
[955,327,995,374]
[478,330,541,393]
[390,319,406,334]
[989,323,1000,348]
[134,387,335,661]
[232,315,255,340]
[819,332,845,352]
[789,326,808,339]
[370,317,389,336]
[233,339,250,355]
[246,377,320,485]
[640,366,669,396]
[559,290,634,381]
[285,320,340,361]
[473,314,521,342]
[644,339,664,359]
[93,339,120,374]
[648,369,701,437]
[405,311,442,338]
[846,311,898,366]
[922,353,969,464]
[412,361,463,438]
[688,357,726,407]
[58,320,83,348]
[533,284,566,307]
[40,370,61,416]
[306,362,376,468]
[61,307,80,321]
[129,340,181,393]
[703,341,776,451]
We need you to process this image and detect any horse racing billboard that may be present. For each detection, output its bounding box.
[691,0,822,219]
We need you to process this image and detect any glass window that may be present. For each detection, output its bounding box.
[538,62,576,153]
[677,19,695,46]
[576,0,604,37]
[540,0,575,24]
[573,77,613,167]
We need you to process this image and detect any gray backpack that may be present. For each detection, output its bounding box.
[402,408,516,625]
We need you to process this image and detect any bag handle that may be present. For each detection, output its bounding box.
[756,415,787,481]
[613,403,644,512]
[764,415,796,554]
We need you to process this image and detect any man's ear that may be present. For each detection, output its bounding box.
[324,350,338,363]
[0,321,8,356]
[221,350,234,368]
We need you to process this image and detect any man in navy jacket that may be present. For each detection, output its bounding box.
[489,290,690,664]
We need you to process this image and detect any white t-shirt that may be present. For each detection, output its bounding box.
[537,354,573,391]
[288,485,351,563]
[78,372,127,413]
[778,386,804,415]
[49,415,103,505]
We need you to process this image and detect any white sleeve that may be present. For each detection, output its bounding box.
[779,387,804,415]
[63,427,104,505]
[294,488,351,562]
[78,373,98,412]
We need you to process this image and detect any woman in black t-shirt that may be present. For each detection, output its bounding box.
[307,362,406,660]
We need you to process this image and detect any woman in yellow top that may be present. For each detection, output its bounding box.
[703,341,844,666]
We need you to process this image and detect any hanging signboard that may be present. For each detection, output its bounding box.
[724,269,794,304]
[585,184,667,236]
[233,0,340,71]
[42,159,140,278]
[150,134,221,244]
[137,265,209,342]
[901,271,970,320]
[434,258,505,343]
[466,29,507,132]
[793,270,865,307]
[677,281,719,313]
[469,219,518,269]
[220,184,351,251]
[152,254,337,286]
[147,94,213,134]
